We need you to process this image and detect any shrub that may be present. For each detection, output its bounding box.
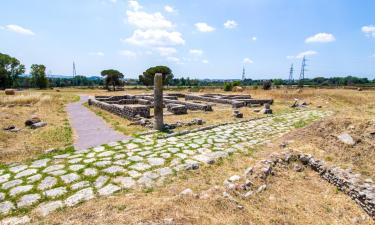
[262,80,272,90]
[223,82,233,91]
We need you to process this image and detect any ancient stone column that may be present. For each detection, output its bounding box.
[154,73,164,130]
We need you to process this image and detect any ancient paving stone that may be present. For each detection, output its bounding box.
[71,181,90,190]
[147,158,165,167]
[128,156,143,162]
[102,166,125,174]
[83,168,98,177]
[113,154,126,160]
[53,154,70,159]
[15,169,37,179]
[98,184,121,196]
[0,201,14,214]
[93,146,105,152]
[128,170,142,178]
[68,158,82,164]
[65,188,95,207]
[9,165,28,174]
[83,158,96,163]
[38,176,57,190]
[2,179,23,190]
[129,163,151,171]
[143,171,159,180]
[48,170,67,176]
[43,164,65,173]
[9,185,33,196]
[158,167,173,177]
[0,174,11,184]
[0,215,30,225]
[94,160,112,167]
[113,177,136,189]
[30,159,50,168]
[126,143,138,150]
[86,152,96,158]
[0,193,5,201]
[69,164,85,171]
[114,160,130,166]
[61,173,80,184]
[137,176,153,188]
[27,174,42,183]
[17,194,41,208]
[97,151,115,157]
[95,176,109,189]
[36,201,65,217]
[44,187,67,198]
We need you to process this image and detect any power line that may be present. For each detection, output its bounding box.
[299,56,307,80]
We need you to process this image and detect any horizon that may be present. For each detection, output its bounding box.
[1,0,375,79]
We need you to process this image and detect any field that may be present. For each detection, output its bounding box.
[0,87,374,224]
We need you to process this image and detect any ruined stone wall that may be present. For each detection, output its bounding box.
[167,104,188,115]
[89,97,150,120]
[137,95,212,111]
[185,94,273,107]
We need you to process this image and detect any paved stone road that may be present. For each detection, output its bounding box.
[0,110,331,223]
[66,95,128,150]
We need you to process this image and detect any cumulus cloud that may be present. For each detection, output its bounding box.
[305,33,335,43]
[224,20,238,29]
[124,29,185,46]
[195,22,215,32]
[155,47,176,56]
[243,58,253,64]
[124,0,185,49]
[189,49,203,56]
[126,10,172,29]
[288,50,317,59]
[89,51,104,56]
[128,0,142,11]
[362,25,375,38]
[252,36,257,41]
[4,24,35,36]
[119,50,137,57]
[202,59,209,64]
[164,5,174,13]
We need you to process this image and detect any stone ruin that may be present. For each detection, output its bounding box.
[88,93,273,128]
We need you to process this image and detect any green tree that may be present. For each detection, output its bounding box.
[31,64,48,89]
[101,69,124,91]
[138,66,173,86]
[0,53,25,89]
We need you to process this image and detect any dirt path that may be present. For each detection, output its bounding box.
[66,95,129,150]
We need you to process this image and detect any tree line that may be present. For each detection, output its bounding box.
[1,52,374,90]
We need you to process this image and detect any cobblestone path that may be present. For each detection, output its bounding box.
[66,95,128,150]
[0,110,331,223]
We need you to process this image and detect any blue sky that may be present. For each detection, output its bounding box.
[1,0,375,79]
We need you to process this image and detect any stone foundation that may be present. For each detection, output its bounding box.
[167,104,188,115]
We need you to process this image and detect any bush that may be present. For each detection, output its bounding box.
[262,80,272,90]
[224,82,233,91]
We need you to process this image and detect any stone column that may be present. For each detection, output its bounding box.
[154,73,164,130]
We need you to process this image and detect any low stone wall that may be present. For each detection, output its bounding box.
[186,94,273,107]
[185,94,244,108]
[167,104,188,115]
[138,95,212,111]
[224,151,375,219]
[89,97,150,120]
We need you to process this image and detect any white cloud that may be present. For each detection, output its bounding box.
[124,29,185,46]
[288,50,317,59]
[166,56,180,63]
[362,25,375,38]
[189,49,203,56]
[164,5,174,13]
[89,51,104,56]
[252,36,257,41]
[4,24,35,36]
[155,47,176,56]
[195,22,215,32]
[109,0,117,3]
[202,59,209,64]
[224,20,238,29]
[119,50,137,57]
[126,10,172,29]
[243,58,253,64]
[305,33,335,43]
[128,0,142,11]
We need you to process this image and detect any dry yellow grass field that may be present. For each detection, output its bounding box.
[1,87,371,224]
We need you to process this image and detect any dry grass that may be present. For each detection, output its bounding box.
[0,92,52,106]
[0,91,78,164]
